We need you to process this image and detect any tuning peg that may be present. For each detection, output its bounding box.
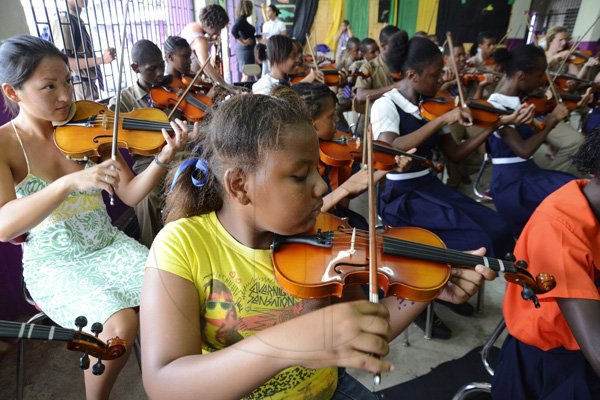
[520,282,540,308]
[91,322,103,336]
[80,352,90,370]
[75,316,88,331]
[504,253,516,262]
[92,359,105,376]
[516,260,528,269]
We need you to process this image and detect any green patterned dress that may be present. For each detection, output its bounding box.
[14,130,147,331]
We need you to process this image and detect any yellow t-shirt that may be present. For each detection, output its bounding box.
[147,212,337,400]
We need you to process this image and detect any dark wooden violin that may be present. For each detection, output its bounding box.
[53,101,194,160]
[319,131,444,172]
[0,316,126,375]
[419,93,514,128]
[271,213,556,307]
[150,75,212,122]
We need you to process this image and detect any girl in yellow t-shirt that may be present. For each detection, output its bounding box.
[140,92,495,399]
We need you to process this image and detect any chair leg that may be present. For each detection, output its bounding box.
[424,302,434,340]
[134,337,142,371]
[16,311,47,400]
[451,382,492,400]
[402,328,410,347]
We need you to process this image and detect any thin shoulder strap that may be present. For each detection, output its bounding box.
[11,121,31,175]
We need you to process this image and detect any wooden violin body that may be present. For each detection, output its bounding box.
[272,213,556,306]
[54,101,171,159]
[150,76,212,121]
[319,132,444,172]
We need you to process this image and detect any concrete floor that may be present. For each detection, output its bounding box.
[0,170,510,399]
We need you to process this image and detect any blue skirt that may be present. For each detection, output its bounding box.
[490,160,575,236]
[379,172,514,258]
[492,335,600,400]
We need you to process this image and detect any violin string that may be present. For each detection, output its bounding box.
[315,232,513,271]
[80,119,193,131]
[0,321,73,341]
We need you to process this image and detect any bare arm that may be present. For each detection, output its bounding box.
[557,297,600,376]
[141,268,393,399]
[109,120,189,207]
[190,37,229,88]
[0,157,118,242]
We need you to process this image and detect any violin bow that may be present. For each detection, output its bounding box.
[365,95,381,386]
[305,33,320,71]
[167,55,212,121]
[446,32,470,121]
[497,29,511,47]
[109,0,133,206]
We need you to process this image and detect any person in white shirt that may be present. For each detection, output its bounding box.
[260,4,287,76]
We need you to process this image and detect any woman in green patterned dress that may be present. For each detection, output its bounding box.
[0,35,188,400]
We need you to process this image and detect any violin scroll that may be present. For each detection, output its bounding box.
[503,260,557,308]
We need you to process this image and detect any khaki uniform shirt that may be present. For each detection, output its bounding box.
[355,54,393,91]
[52,11,97,80]
[108,82,151,113]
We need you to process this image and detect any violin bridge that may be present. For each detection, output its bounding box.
[349,228,356,255]
[101,113,108,130]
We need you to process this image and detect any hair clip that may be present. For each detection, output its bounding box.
[169,157,209,192]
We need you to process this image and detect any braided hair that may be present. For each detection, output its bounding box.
[572,127,600,177]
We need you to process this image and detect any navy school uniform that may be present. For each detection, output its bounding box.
[492,335,600,400]
[375,92,514,258]
[487,94,575,236]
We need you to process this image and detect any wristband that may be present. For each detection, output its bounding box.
[154,154,170,170]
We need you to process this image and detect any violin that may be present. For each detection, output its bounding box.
[459,69,502,86]
[181,75,213,94]
[419,93,513,128]
[0,316,126,374]
[53,101,194,160]
[289,65,342,86]
[272,213,556,307]
[319,132,444,172]
[150,76,212,122]
[568,49,593,66]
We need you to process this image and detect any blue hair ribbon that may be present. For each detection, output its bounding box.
[169,157,209,192]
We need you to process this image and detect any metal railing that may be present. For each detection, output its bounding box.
[20,0,194,101]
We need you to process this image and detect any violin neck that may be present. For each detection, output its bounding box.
[382,236,516,274]
[121,118,195,132]
[372,142,429,163]
[184,94,210,112]
[0,320,74,342]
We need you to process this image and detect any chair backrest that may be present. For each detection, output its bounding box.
[242,64,262,78]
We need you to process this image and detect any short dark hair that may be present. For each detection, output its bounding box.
[346,37,360,50]
[572,127,600,176]
[0,35,68,114]
[359,38,377,54]
[477,31,496,45]
[199,4,229,30]
[163,36,190,57]
[379,25,401,47]
[267,34,295,65]
[268,4,280,16]
[342,19,350,25]
[443,41,464,56]
[500,44,546,77]
[132,39,162,65]
[292,82,337,119]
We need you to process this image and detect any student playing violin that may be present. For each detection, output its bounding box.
[440,41,498,188]
[107,39,167,248]
[289,82,411,230]
[486,44,580,236]
[371,31,530,337]
[371,31,528,258]
[0,35,187,399]
[492,130,600,400]
[163,35,193,80]
[140,92,496,399]
[252,35,323,95]
[467,31,497,69]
